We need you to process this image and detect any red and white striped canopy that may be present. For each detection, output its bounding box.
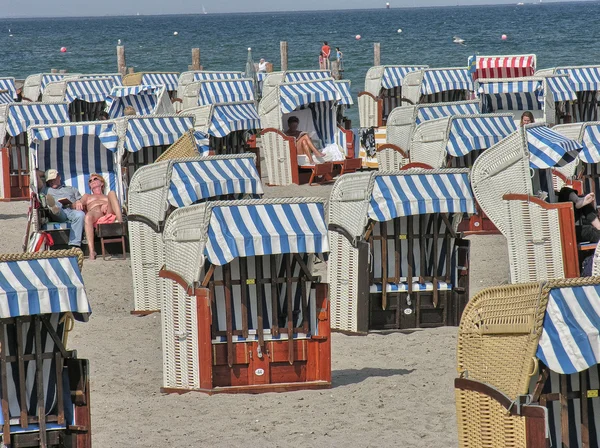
[474,55,536,81]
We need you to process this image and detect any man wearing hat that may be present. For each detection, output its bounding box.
[43,169,85,248]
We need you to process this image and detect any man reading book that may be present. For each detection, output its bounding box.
[43,169,85,249]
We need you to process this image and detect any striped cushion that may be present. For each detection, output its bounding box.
[42,222,71,230]
[370,281,452,293]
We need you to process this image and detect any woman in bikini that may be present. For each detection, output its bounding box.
[284,116,325,164]
[81,174,123,260]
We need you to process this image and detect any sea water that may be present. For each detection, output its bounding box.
[2,3,600,123]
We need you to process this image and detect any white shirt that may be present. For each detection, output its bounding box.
[258,61,268,72]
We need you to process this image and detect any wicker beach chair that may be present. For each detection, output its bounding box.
[181,78,255,110]
[105,85,175,118]
[456,276,600,447]
[328,168,475,333]
[127,154,262,314]
[0,248,92,448]
[22,74,82,103]
[123,71,179,95]
[176,71,244,100]
[471,54,536,81]
[159,197,330,394]
[0,102,70,200]
[401,67,473,105]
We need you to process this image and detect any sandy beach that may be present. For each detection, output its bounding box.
[0,182,510,448]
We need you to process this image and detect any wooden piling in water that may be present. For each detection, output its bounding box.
[192,48,201,70]
[117,45,127,76]
[374,43,381,66]
[280,41,288,71]
[331,61,341,80]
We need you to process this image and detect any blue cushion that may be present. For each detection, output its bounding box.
[370,281,453,293]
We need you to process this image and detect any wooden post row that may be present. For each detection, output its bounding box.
[117,45,126,76]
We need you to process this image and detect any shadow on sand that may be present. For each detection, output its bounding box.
[332,367,415,387]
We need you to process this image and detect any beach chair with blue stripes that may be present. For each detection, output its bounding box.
[0,248,92,448]
[478,74,577,126]
[176,70,244,101]
[26,121,123,250]
[402,67,474,105]
[328,168,475,333]
[260,70,332,100]
[0,78,18,102]
[260,77,354,186]
[127,153,263,314]
[105,85,175,118]
[378,100,481,170]
[22,74,81,103]
[181,78,256,110]
[43,77,119,122]
[0,102,70,201]
[456,276,600,448]
[158,197,330,393]
[123,71,179,97]
[471,124,587,283]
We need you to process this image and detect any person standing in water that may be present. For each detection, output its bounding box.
[336,47,343,70]
[321,41,331,69]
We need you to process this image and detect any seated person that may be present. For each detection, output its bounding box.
[43,169,85,248]
[520,111,534,126]
[557,187,600,243]
[284,116,325,164]
[81,173,123,260]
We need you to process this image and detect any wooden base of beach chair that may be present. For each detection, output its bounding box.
[96,223,127,260]
[161,380,331,396]
[306,162,334,186]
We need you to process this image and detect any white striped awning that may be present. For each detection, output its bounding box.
[0,91,14,104]
[544,75,577,102]
[124,116,194,153]
[197,79,255,105]
[193,72,244,81]
[335,80,353,105]
[368,170,476,221]
[6,103,70,137]
[481,80,543,111]
[40,74,67,93]
[415,102,480,125]
[421,69,473,95]
[79,74,123,86]
[0,256,91,318]
[0,78,17,99]
[284,71,331,82]
[527,125,583,169]
[381,66,426,89]
[537,284,600,374]
[64,78,116,103]
[446,115,517,157]
[557,67,600,92]
[279,79,341,114]
[204,201,329,265]
[480,79,541,94]
[29,123,119,153]
[141,73,179,91]
[208,102,261,137]
[474,55,536,80]
[167,158,264,207]
[105,85,160,118]
[580,124,600,163]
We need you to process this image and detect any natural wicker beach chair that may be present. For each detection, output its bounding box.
[127,153,263,314]
[328,168,475,333]
[401,67,473,105]
[22,74,82,103]
[176,70,245,100]
[123,71,179,96]
[456,276,600,447]
[105,85,175,118]
[0,102,70,200]
[0,248,92,448]
[181,78,255,110]
[158,197,330,394]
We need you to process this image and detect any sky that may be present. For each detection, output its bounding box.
[0,0,579,17]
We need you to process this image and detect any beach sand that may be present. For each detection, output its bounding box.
[0,183,510,448]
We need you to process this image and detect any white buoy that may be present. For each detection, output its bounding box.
[355,34,361,40]
[248,47,251,51]
[397,28,402,33]
[173,31,178,36]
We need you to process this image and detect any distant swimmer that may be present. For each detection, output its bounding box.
[453,36,466,46]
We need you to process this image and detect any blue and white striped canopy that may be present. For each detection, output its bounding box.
[279,79,341,114]
[105,85,160,118]
[335,80,353,106]
[368,171,476,221]
[197,79,255,106]
[141,73,179,91]
[544,76,577,102]
[0,78,17,99]
[0,91,14,104]
[580,124,600,163]
[193,72,244,81]
[557,67,600,92]
[79,74,123,86]
[415,102,481,125]
[124,116,194,153]
[194,130,211,156]
[208,102,261,137]
[381,66,426,90]
[0,256,91,318]
[446,115,517,157]
[167,157,263,207]
[30,123,119,195]
[481,80,543,111]
[284,71,331,83]
[537,284,600,374]
[421,69,473,95]
[527,125,583,169]
[64,78,116,103]
[480,80,541,94]
[204,201,329,265]
[40,74,67,93]
[6,103,70,137]
[256,73,268,82]
[310,101,337,145]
